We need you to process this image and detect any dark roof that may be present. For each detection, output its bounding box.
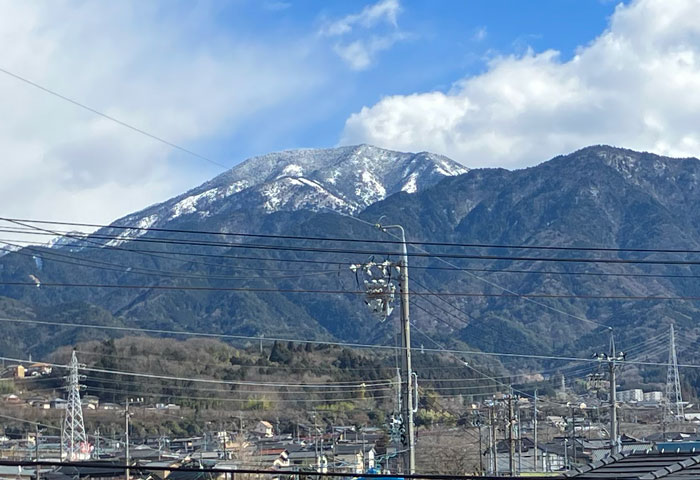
[57,464,128,478]
[567,451,700,480]
[166,471,216,480]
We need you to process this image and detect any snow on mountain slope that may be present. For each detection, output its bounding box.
[82,144,468,245]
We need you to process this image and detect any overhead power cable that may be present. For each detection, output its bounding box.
[7,222,700,267]
[6,280,699,303]
[9,235,700,281]
[0,354,391,388]
[0,68,227,169]
[0,318,697,370]
[9,216,700,255]
[0,241,339,282]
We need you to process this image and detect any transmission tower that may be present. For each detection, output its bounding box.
[665,324,684,422]
[61,351,89,461]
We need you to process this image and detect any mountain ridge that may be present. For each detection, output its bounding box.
[2,144,700,385]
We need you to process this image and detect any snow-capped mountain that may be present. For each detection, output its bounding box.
[93,144,468,244]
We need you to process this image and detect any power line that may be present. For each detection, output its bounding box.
[0,68,228,169]
[6,280,700,302]
[0,354,392,388]
[0,317,696,370]
[8,223,700,267]
[10,235,700,281]
[9,216,700,255]
[0,241,340,282]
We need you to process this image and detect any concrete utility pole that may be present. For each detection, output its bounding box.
[517,406,522,474]
[125,399,130,480]
[35,425,40,480]
[533,390,538,472]
[351,223,415,474]
[596,331,625,455]
[489,403,497,475]
[508,392,516,476]
[472,408,484,474]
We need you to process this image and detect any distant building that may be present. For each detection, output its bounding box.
[25,363,52,377]
[618,389,644,402]
[2,365,25,379]
[643,391,664,402]
[254,421,274,438]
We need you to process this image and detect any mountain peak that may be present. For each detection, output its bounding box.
[96,145,468,245]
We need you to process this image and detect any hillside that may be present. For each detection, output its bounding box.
[2,144,700,384]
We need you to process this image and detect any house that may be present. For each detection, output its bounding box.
[566,450,700,480]
[547,415,567,431]
[287,449,328,472]
[488,437,569,473]
[143,459,182,479]
[253,420,274,438]
[2,365,25,378]
[333,444,376,473]
[0,465,34,480]
[580,434,652,462]
[3,394,22,404]
[25,362,53,377]
[51,398,68,409]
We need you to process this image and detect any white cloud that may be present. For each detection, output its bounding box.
[341,0,700,168]
[333,33,405,71]
[473,26,487,42]
[320,0,403,71]
[0,1,320,237]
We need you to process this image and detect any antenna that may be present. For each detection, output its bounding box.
[61,351,90,460]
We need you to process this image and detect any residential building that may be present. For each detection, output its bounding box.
[618,389,644,403]
[490,437,570,473]
[567,450,700,480]
[253,421,274,438]
[643,391,664,402]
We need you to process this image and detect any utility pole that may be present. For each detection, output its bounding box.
[35,425,40,480]
[125,399,130,480]
[533,390,538,472]
[569,404,576,465]
[388,224,416,475]
[489,403,497,475]
[517,405,522,474]
[595,331,625,456]
[472,408,484,474]
[352,223,415,474]
[508,392,515,476]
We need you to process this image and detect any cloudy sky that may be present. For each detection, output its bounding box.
[1,0,699,227]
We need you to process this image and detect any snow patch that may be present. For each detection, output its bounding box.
[224,180,249,196]
[356,170,386,206]
[281,164,304,177]
[105,213,160,247]
[401,173,419,193]
[434,160,468,176]
[170,188,218,220]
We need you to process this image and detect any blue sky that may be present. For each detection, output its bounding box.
[1,0,699,226]
[207,0,621,162]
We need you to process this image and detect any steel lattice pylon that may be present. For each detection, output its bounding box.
[665,324,684,422]
[62,351,89,460]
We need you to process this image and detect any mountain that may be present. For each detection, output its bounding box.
[80,144,467,248]
[3,144,700,387]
